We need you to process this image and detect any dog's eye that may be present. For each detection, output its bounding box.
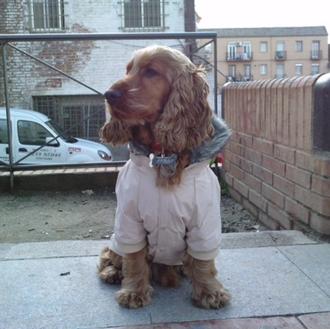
[144,68,159,78]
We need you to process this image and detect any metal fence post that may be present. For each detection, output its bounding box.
[1,42,15,191]
[213,36,218,116]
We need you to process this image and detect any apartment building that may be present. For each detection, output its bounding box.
[199,26,329,88]
[0,0,195,140]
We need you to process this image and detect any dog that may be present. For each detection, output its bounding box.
[98,45,231,309]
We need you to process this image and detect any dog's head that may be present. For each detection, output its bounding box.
[101,45,213,153]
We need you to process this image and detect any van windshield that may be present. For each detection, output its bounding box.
[46,120,77,143]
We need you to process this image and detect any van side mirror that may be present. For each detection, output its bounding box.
[46,137,60,147]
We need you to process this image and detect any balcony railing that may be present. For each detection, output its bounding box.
[226,52,253,62]
[274,73,287,79]
[311,50,322,60]
[275,50,287,61]
[226,74,253,82]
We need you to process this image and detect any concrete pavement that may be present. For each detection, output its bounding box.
[1,231,330,329]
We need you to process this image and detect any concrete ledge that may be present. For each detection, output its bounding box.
[0,168,119,191]
[0,231,316,261]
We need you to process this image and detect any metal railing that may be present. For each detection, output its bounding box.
[0,32,218,190]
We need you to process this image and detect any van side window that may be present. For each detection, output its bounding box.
[0,119,9,144]
[18,120,53,145]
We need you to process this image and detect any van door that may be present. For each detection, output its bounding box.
[0,119,9,165]
[14,119,68,165]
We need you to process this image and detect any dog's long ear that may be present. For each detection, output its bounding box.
[155,67,213,153]
[100,117,132,145]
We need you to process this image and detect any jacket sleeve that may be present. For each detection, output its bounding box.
[109,161,147,255]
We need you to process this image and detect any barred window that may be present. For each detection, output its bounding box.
[122,0,164,31]
[33,96,105,141]
[30,0,65,32]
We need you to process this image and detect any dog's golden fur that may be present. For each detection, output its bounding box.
[98,45,230,309]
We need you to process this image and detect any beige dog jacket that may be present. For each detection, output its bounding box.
[110,153,222,265]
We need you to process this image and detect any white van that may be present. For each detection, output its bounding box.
[0,108,112,166]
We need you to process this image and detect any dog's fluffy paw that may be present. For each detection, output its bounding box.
[193,287,230,309]
[99,265,123,284]
[116,286,153,308]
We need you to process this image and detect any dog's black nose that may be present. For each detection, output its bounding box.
[104,89,123,104]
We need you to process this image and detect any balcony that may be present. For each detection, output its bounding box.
[226,52,253,62]
[274,73,287,79]
[275,50,287,61]
[226,74,253,82]
[311,50,322,60]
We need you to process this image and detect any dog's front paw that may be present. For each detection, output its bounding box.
[193,285,230,309]
[116,286,153,308]
[99,265,123,284]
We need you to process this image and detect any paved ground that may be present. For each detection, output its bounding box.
[1,230,330,329]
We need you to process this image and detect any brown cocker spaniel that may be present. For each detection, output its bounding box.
[98,45,231,309]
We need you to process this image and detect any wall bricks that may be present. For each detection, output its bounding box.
[273,174,295,197]
[258,211,281,230]
[244,172,262,193]
[233,178,249,198]
[295,185,330,217]
[253,137,274,156]
[312,174,330,197]
[285,198,310,224]
[253,164,273,185]
[313,157,330,177]
[245,147,262,165]
[230,163,245,180]
[224,172,234,187]
[274,144,295,164]
[249,189,267,212]
[262,183,285,209]
[262,154,285,176]
[242,198,258,218]
[286,164,311,188]
[268,203,293,229]
[240,158,253,173]
[296,150,314,171]
[239,133,253,148]
[222,75,330,235]
[310,213,330,235]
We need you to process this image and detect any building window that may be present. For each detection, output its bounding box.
[275,63,285,78]
[296,40,303,52]
[275,41,286,60]
[260,64,268,76]
[311,40,321,60]
[228,65,236,81]
[243,64,252,80]
[33,95,105,141]
[311,64,320,75]
[227,42,252,61]
[29,0,65,32]
[122,0,164,31]
[295,64,303,76]
[260,41,268,53]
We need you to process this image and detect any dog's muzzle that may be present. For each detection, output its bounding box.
[104,89,123,105]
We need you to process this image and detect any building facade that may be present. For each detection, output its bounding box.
[0,0,194,140]
[199,26,329,88]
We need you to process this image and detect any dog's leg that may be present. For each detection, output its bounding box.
[98,247,123,284]
[184,254,230,309]
[116,247,153,308]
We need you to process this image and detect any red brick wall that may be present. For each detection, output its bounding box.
[223,74,330,235]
